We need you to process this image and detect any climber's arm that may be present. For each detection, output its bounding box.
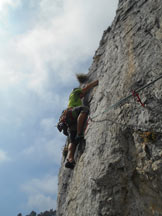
[81,80,98,96]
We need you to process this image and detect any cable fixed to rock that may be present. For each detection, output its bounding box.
[91,74,162,120]
[83,74,162,135]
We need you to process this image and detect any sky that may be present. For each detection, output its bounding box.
[0,0,118,215]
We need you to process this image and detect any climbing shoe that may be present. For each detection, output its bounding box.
[75,134,84,143]
[65,160,75,169]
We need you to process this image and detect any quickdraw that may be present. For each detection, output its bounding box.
[132,90,145,107]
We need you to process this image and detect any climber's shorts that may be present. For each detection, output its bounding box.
[66,106,89,144]
[67,106,89,144]
[72,106,89,116]
[68,129,77,144]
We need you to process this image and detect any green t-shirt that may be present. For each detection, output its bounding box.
[68,88,82,108]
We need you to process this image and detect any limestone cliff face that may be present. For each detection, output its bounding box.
[57,0,162,215]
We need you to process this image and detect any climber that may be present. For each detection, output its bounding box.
[57,79,98,169]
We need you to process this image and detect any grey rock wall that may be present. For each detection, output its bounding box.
[57,0,162,215]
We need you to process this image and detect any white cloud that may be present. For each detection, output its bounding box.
[40,118,57,135]
[0,0,21,29]
[0,58,27,88]
[0,0,20,11]
[45,139,63,163]
[27,194,56,212]
[22,175,58,195]
[21,175,57,211]
[0,0,118,96]
[39,0,63,20]
[0,149,10,163]
[22,117,66,165]
[22,135,65,165]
